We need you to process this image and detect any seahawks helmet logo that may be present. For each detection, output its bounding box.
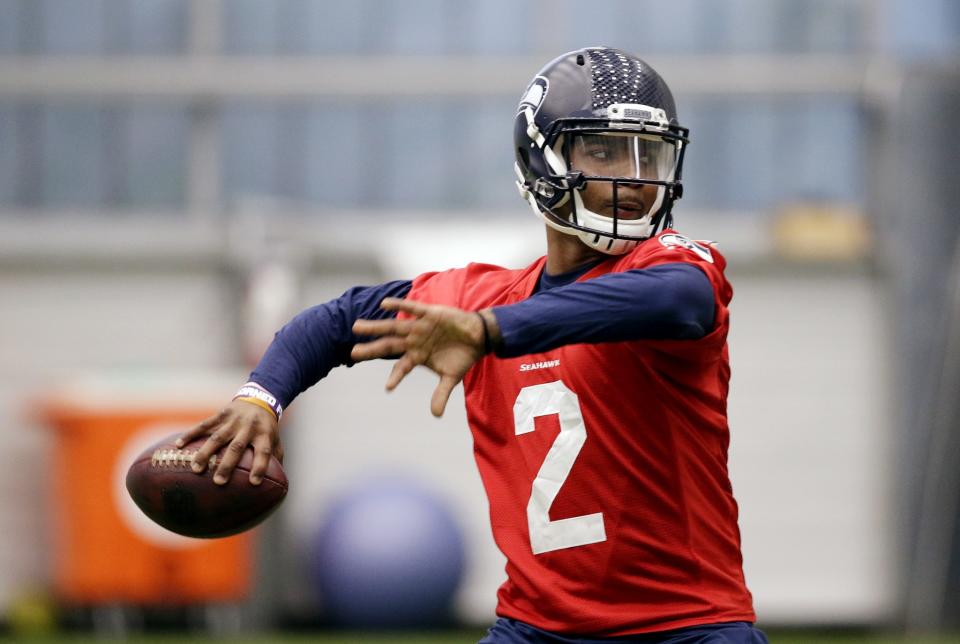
[517,76,549,115]
[659,234,714,263]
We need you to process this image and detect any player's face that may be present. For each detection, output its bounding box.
[567,133,673,220]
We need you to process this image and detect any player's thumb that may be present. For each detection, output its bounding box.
[430,375,458,418]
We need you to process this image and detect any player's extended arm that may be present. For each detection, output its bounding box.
[178,280,412,485]
[350,262,714,416]
[248,280,413,406]
[491,262,714,357]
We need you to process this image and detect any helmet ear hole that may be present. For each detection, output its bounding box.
[516,147,530,172]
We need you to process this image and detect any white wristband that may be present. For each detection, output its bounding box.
[233,382,283,420]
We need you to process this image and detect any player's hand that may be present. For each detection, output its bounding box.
[176,399,283,486]
[351,298,486,417]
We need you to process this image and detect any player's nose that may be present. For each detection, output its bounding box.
[614,181,647,207]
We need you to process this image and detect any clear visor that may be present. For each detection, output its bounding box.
[567,132,677,182]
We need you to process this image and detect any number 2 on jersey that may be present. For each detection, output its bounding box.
[514,380,606,554]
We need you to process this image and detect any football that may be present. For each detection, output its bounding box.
[125,433,288,538]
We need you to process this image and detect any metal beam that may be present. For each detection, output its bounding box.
[0,55,888,99]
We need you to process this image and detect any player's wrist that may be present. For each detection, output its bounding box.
[233,382,283,420]
[475,311,493,355]
[476,309,503,356]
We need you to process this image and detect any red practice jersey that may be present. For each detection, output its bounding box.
[406,230,755,636]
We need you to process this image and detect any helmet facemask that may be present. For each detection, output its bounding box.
[517,102,688,255]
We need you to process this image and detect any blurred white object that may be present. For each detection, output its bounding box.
[243,260,300,366]
[377,220,542,276]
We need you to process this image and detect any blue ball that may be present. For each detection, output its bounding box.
[310,476,467,627]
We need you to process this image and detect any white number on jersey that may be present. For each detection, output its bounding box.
[514,380,606,554]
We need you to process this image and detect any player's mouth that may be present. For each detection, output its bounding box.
[609,201,645,219]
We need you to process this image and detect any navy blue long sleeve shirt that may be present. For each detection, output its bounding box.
[249,262,714,408]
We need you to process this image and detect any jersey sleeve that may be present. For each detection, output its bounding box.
[404,262,515,311]
[623,232,732,309]
[620,232,734,359]
[491,264,715,358]
[405,267,469,309]
[248,279,412,408]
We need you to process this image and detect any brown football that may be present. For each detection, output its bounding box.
[125,433,287,538]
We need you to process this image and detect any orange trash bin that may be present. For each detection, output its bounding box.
[40,374,253,606]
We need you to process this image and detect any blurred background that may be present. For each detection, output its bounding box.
[1,0,959,641]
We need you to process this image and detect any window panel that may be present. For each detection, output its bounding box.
[682,97,862,212]
[303,105,365,208]
[373,0,449,55]
[448,99,516,210]
[890,0,960,57]
[565,0,647,54]
[0,0,20,54]
[123,106,188,207]
[277,0,366,55]
[623,0,704,55]
[40,105,107,207]
[777,0,861,54]
[39,0,108,54]
[721,0,780,53]
[0,106,17,204]
[128,0,188,54]
[222,105,284,205]
[223,0,280,54]
[680,99,729,210]
[787,97,862,203]
[457,0,533,55]
[378,102,450,208]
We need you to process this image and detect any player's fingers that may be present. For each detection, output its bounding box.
[379,297,433,317]
[190,423,235,473]
[352,318,412,337]
[212,427,252,486]
[176,410,225,448]
[350,336,407,362]
[385,355,416,391]
[248,429,273,486]
[430,374,459,418]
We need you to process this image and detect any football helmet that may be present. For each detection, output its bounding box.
[514,47,689,254]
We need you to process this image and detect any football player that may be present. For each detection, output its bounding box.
[180,47,767,643]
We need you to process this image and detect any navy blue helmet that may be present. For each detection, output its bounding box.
[514,47,689,254]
